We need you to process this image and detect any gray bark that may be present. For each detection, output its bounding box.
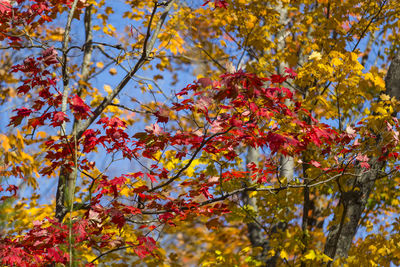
[55,0,81,222]
[385,51,400,100]
[324,50,400,262]
[324,160,384,260]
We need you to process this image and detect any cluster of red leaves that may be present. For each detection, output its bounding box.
[41,116,134,177]
[85,70,341,225]
[170,70,337,159]
[0,218,69,266]
[7,45,97,178]
[9,83,90,130]
[0,0,87,46]
[0,204,157,265]
[0,0,11,14]
[9,48,62,128]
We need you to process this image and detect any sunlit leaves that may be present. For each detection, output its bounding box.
[1,0,400,266]
[70,95,92,120]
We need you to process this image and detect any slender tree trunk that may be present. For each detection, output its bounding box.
[324,50,400,261]
[242,3,294,265]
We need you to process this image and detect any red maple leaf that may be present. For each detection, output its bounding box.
[134,236,157,259]
[310,160,321,168]
[200,185,213,199]
[109,209,126,228]
[154,108,169,123]
[51,111,69,127]
[6,185,18,196]
[42,46,58,66]
[270,74,287,83]
[46,247,67,263]
[197,77,213,87]
[0,1,11,14]
[147,173,157,183]
[284,67,297,79]
[70,95,91,120]
[9,107,33,127]
[81,129,100,153]
[73,220,88,242]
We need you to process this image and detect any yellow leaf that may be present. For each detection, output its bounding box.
[104,84,112,93]
[16,130,25,149]
[105,7,114,15]
[280,249,288,260]
[321,254,332,262]
[350,52,358,62]
[86,0,98,5]
[375,106,388,115]
[0,135,10,151]
[369,260,378,266]
[304,250,316,260]
[109,68,117,75]
[380,94,390,101]
[331,57,342,67]
[108,24,116,32]
[21,152,34,163]
[268,249,276,256]
[36,131,47,138]
[249,191,257,198]
[377,247,386,254]
[308,51,322,60]
[96,62,104,68]
[374,76,385,89]
[120,187,130,197]
[241,246,251,253]
[184,158,201,176]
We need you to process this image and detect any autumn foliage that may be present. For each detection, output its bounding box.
[1,0,400,266]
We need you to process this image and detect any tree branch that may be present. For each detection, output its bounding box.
[74,0,176,140]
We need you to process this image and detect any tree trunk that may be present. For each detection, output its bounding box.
[324,160,384,260]
[324,50,400,261]
[243,147,290,267]
[243,3,294,265]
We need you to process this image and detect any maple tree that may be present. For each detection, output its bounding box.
[0,0,400,266]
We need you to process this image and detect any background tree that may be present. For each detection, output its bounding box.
[0,0,400,266]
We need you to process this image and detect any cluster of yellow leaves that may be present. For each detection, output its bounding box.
[163,217,255,266]
[0,131,43,188]
[0,193,53,244]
